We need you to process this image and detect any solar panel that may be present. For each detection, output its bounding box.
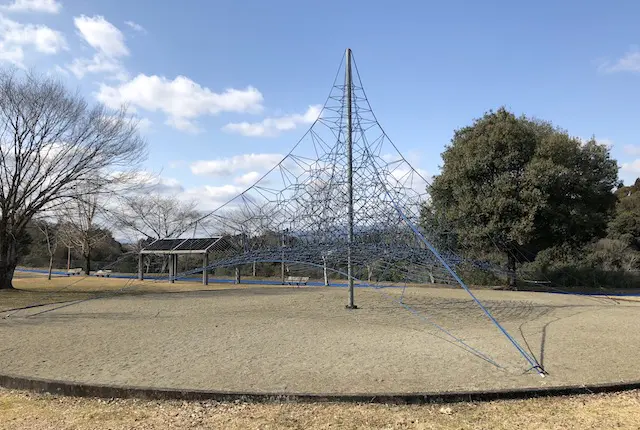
[143,239,185,251]
[174,237,222,251]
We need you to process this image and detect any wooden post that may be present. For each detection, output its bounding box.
[203,253,208,285]
[235,266,241,284]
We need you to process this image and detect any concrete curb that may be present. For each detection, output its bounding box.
[2,373,640,404]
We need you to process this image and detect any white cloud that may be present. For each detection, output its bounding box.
[0,16,66,66]
[51,64,68,76]
[3,22,65,53]
[122,171,184,195]
[74,15,128,58]
[125,20,145,33]
[165,116,201,133]
[97,74,264,132]
[621,159,640,174]
[190,153,283,177]
[623,144,640,156]
[67,15,129,80]
[182,184,245,212]
[223,104,322,137]
[0,43,23,65]
[1,0,61,13]
[203,184,245,198]
[600,48,640,73]
[234,171,261,186]
[387,165,431,194]
[67,53,128,81]
[132,175,183,195]
[151,177,183,194]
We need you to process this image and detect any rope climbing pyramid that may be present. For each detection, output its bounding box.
[191,49,545,375]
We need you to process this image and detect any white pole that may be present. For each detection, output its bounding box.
[323,255,329,286]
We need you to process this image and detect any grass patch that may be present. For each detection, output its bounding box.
[0,388,638,429]
[1,274,296,313]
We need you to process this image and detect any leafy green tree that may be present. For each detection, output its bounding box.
[608,178,640,251]
[427,108,619,288]
[584,238,639,272]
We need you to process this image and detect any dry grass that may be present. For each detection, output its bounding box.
[1,274,281,313]
[2,277,640,428]
[0,388,638,429]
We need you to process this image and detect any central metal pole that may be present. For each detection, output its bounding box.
[345,48,357,309]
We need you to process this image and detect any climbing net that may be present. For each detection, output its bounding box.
[183,51,546,375]
[192,54,458,287]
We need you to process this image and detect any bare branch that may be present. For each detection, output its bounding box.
[0,69,147,288]
[112,193,203,243]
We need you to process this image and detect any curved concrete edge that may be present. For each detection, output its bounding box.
[2,373,640,404]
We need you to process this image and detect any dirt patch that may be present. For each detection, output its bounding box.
[1,283,639,395]
[1,388,639,429]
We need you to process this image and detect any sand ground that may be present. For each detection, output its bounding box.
[1,277,638,395]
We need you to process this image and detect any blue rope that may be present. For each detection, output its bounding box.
[372,285,504,369]
[382,194,546,376]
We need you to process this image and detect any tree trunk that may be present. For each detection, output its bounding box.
[507,252,517,290]
[47,255,53,280]
[84,248,91,275]
[0,236,17,290]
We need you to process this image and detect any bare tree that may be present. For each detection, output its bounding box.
[113,194,202,273]
[115,194,201,240]
[57,191,109,275]
[0,70,146,289]
[35,219,58,280]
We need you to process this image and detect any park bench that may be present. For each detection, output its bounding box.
[67,268,83,276]
[95,269,112,277]
[285,276,309,286]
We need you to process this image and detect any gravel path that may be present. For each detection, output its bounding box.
[0,285,638,394]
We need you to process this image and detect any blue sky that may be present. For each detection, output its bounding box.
[2,0,640,210]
